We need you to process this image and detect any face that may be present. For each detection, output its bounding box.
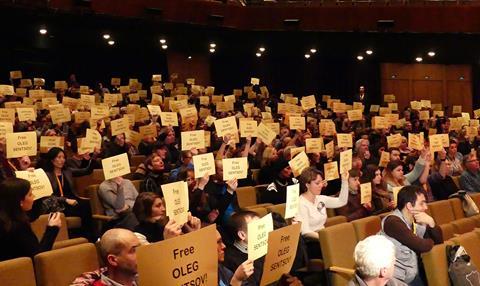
[392,166,404,180]
[440,160,452,175]
[239,215,259,243]
[409,193,428,213]
[306,174,327,195]
[390,150,401,161]
[448,143,457,155]
[151,155,165,172]
[115,134,126,147]
[359,140,369,153]
[18,156,31,170]
[373,170,382,185]
[215,161,223,180]
[182,152,193,166]
[216,230,226,262]
[151,198,166,220]
[359,86,365,93]
[465,155,480,172]
[111,234,140,276]
[186,170,196,190]
[280,166,292,179]
[52,151,66,169]
[165,131,176,144]
[348,176,360,191]
[156,148,168,160]
[20,189,35,211]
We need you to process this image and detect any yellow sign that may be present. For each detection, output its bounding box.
[137,224,218,286]
[6,131,37,158]
[222,157,248,181]
[288,151,310,177]
[305,138,324,153]
[160,112,179,127]
[161,181,189,225]
[285,184,300,219]
[360,183,372,205]
[102,153,130,180]
[214,116,238,137]
[336,133,353,148]
[339,149,352,174]
[324,161,339,181]
[16,107,36,122]
[181,130,206,151]
[40,136,64,153]
[110,117,130,136]
[239,120,257,138]
[15,169,53,200]
[192,153,215,178]
[256,122,277,145]
[289,116,305,130]
[248,213,273,261]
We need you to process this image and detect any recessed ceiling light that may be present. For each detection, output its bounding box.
[39,28,47,35]
[161,44,168,50]
[188,56,192,59]
[209,48,215,53]
[210,43,216,48]
[256,52,262,57]
[103,34,110,40]
[428,51,436,57]
[416,57,423,62]
[357,55,364,61]
[160,39,166,44]
[108,40,115,45]
[310,48,317,54]
[366,50,373,55]
[259,47,266,52]
[304,54,311,59]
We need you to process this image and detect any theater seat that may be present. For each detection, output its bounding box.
[451,217,477,234]
[236,186,257,208]
[31,213,69,242]
[251,168,260,185]
[0,257,36,286]
[324,215,347,227]
[244,206,269,217]
[439,223,455,240]
[318,222,356,286]
[130,155,146,167]
[449,198,465,220]
[84,184,113,234]
[265,203,286,218]
[351,216,381,241]
[422,241,453,286]
[451,175,461,189]
[52,237,88,250]
[131,180,143,192]
[450,232,480,269]
[428,200,456,225]
[34,243,99,286]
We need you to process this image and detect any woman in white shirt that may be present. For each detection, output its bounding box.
[295,166,349,257]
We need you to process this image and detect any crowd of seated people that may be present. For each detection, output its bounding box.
[1,70,479,285]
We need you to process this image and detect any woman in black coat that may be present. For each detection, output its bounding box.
[0,178,61,261]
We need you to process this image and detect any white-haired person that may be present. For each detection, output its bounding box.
[349,235,407,286]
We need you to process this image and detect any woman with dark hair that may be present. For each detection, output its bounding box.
[383,148,429,193]
[41,147,94,241]
[295,166,349,258]
[0,178,61,261]
[362,164,395,214]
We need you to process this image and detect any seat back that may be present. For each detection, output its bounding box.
[439,223,455,240]
[451,175,461,189]
[324,216,347,228]
[0,257,36,286]
[251,168,260,185]
[422,242,453,286]
[319,222,357,286]
[73,171,105,197]
[131,180,143,192]
[84,184,105,216]
[471,193,480,208]
[130,155,146,167]
[449,198,465,220]
[450,232,480,268]
[245,206,268,217]
[451,217,477,234]
[427,200,456,225]
[236,186,257,208]
[351,216,381,241]
[266,203,286,218]
[34,243,99,286]
[31,213,69,242]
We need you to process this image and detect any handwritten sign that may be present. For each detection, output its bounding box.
[102,153,130,180]
[137,224,217,286]
[40,136,64,153]
[110,117,130,136]
[192,153,215,178]
[161,181,189,225]
[324,161,339,181]
[379,151,390,168]
[16,107,36,122]
[0,122,13,139]
[289,116,305,130]
[6,131,37,158]
[387,133,402,148]
[408,133,424,151]
[336,133,353,148]
[214,116,238,137]
[160,112,179,127]
[15,169,53,200]
[285,184,300,219]
[222,157,248,181]
[339,149,352,174]
[301,95,316,111]
[248,213,273,261]
[306,138,324,153]
[360,183,372,205]
[256,122,277,145]
[347,109,362,121]
[239,120,257,138]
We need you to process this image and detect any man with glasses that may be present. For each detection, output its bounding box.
[459,152,480,193]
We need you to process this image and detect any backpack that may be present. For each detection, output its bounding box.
[447,244,480,286]
[449,191,480,217]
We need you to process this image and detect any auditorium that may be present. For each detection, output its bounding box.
[1,0,480,285]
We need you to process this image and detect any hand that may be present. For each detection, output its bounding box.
[412,211,435,228]
[420,147,430,159]
[364,150,371,160]
[231,260,254,284]
[226,178,238,191]
[341,172,349,181]
[26,167,35,172]
[281,274,303,286]
[387,201,396,210]
[207,209,219,223]
[163,219,182,240]
[362,202,373,211]
[47,212,62,228]
[223,135,231,145]
[184,212,201,233]
[66,199,78,206]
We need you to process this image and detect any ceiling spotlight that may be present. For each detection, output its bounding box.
[428,51,436,57]
[160,39,166,44]
[103,34,110,40]
[161,44,168,50]
[416,57,423,62]
[310,48,317,54]
[108,40,115,45]
[188,56,192,60]
[39,28,47,35]
[210,43,216,48]
[209,48,216,53]
[259,47,265,52]
[357,55,364,61]
[256,52,262,57]
[304,54,311,59]
[366,50,373,55]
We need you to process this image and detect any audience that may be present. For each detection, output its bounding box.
[459,151,480,193]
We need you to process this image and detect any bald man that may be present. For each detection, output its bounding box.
[71,228,140,286]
